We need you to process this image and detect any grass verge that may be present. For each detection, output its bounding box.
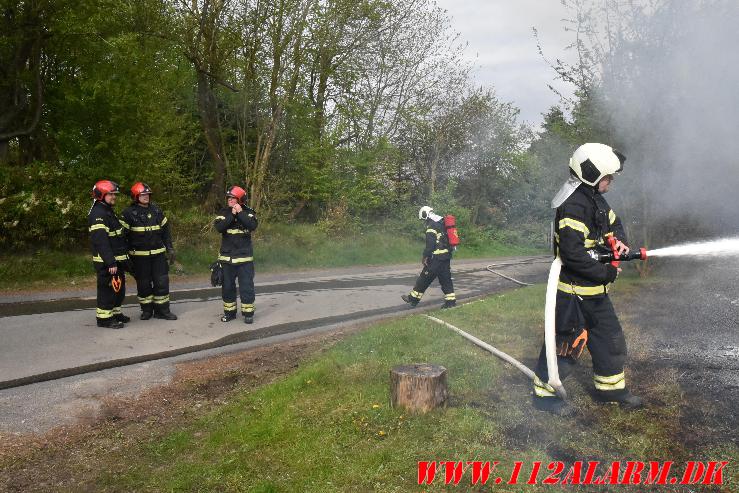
[4,280,736,491]
[0,223,543,292]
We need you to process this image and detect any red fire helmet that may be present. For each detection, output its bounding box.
[130,182,152,202]
[92,180,120,201]
[226,185,247,204]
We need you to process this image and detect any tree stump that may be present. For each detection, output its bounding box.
[390,364,448,414]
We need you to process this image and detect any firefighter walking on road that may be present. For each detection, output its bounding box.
[121,182,177,321]
[532,143,644,415]
[215,186,258,324]
[402,206,456,309]
[89,180,131,329]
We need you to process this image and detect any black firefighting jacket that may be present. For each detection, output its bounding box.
[214,205,258,263]
[88,200,129,267]
[423,218,451,261]
[554,184,624,297]
[120,202,173,256]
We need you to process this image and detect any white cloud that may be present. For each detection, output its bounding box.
[435,0,578,125]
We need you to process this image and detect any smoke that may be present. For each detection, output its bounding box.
[593,0,739,245]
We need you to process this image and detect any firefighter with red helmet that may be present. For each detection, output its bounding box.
[215,185,258,323]
[88,180,131,329]
[121,182,177,320]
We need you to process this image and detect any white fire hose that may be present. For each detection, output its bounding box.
[544,257,567,399]
[425,315,535,381]
[427,256,567,399]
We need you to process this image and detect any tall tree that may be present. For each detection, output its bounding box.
[174,0,241,208]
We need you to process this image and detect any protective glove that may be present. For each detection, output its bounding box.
[556,327,588,358]
[167,248,176,265]
[555,292,587,358]
[110,274,123,294]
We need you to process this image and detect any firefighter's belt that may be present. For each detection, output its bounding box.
[93,254,129,263]
[218,255,253,264]
[557,281,608,296]
[129,248,167,256]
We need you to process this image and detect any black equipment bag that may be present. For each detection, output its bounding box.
[210,261,223,287]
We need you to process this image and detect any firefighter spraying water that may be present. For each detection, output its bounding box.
[534,143,644,415]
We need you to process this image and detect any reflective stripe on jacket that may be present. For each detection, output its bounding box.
[423,218,451,260]
[121,202,172,254]
[215,206,258,262]
[88,201,129,266]
[554,184,626,297]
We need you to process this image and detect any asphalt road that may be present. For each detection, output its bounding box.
[621,257,739,439]
[0,257,551,434]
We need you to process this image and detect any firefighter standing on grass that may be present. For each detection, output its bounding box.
[88,180,131,329]
[532,143,644,415]
[121,182,177,321]
[215,186,258,324]
[401,206,456,309]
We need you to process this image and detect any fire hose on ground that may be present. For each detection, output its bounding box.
[425,315,536,381]
[435,241,650,399]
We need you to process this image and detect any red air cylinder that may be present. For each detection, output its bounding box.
[444,215,460,247]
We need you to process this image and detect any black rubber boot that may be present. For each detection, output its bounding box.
[221,312,237,322]
[594,391,644,410]
[114,313,131,324]
[141,310,153,320]
[401,294,419,307]
[441,300,457,309]
[97,318,124,329]
[154,309,178,320]
[532,396,576,417]
[243,313,254,324]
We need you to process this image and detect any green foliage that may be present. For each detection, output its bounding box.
[0,0,551,253]
[0,162,90,249]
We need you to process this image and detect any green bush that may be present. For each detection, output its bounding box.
[0,162,91,249]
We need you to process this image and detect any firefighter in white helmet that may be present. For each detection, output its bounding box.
[401,206,456,309]
[532,143,644,415]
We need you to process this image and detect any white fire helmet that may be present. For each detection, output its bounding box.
[418,206,433,220]
[569,143,626,186]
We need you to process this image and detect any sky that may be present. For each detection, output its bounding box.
[434,0,578,126]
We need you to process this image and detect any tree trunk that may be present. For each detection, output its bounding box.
[390,364,447,414]
[196,72,227,210]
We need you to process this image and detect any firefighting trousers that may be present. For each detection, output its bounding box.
[95,264,126,322]
[132,253,170,313]
[407,258,455,303]
[533,293,628,400]
[221,261,255,315]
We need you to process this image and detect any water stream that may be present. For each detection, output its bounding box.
[647,237,739,258]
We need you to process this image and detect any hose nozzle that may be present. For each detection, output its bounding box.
[598,247,647,264]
